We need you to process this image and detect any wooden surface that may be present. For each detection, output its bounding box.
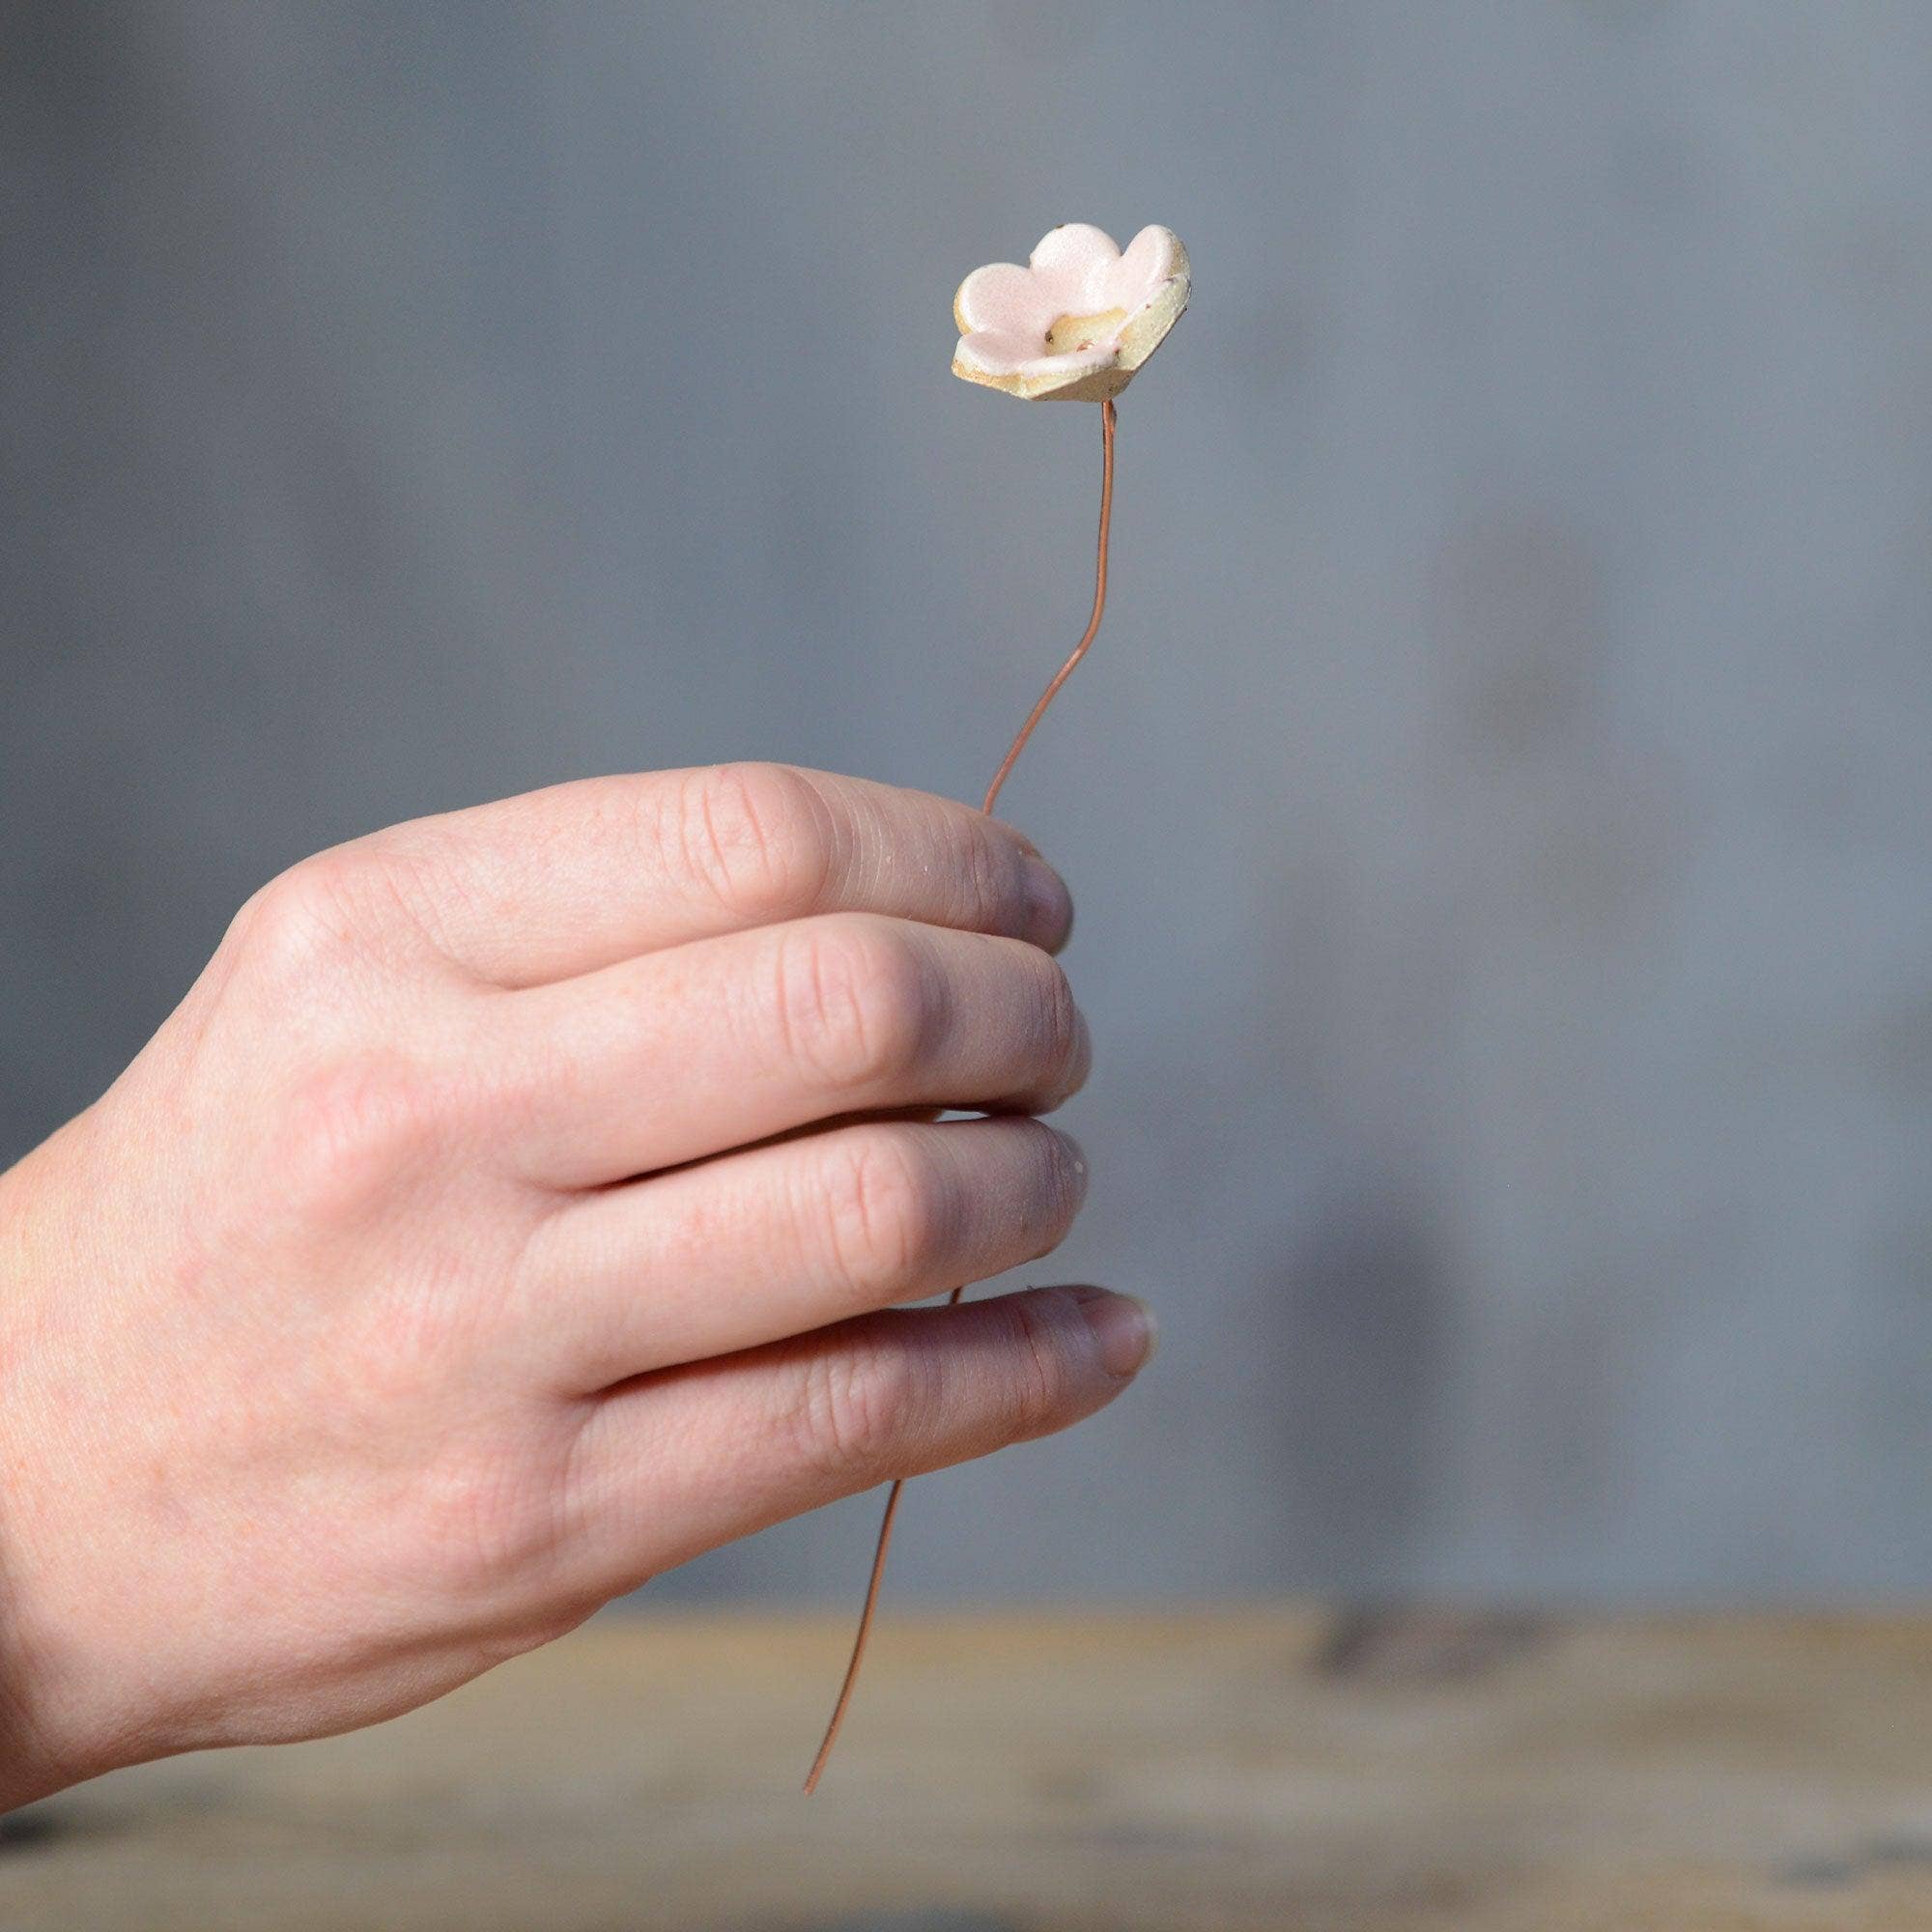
[6,1608,1932,1930]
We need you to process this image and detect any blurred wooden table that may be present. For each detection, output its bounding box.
[6,1608,1932,1930]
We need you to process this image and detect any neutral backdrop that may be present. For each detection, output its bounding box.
[5,2,1930,1604]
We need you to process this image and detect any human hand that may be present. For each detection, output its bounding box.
[0,764,1150,1805]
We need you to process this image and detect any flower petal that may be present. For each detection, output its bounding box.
[953,261,1051,336]
[1027,222,1122,305]
[953,334,1123,403]
[952,327,1045,376]
[1012,345,1117,384]
[1102,224,1182,313]
[1111,227,1190,379]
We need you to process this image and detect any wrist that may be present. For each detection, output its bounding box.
[0,1131,140,1808]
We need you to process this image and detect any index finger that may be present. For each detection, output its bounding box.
[349,762,1073,986]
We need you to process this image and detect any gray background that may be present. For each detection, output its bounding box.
[4,2,1929,1605]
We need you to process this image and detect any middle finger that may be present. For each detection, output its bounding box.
[496,911,1090,1189]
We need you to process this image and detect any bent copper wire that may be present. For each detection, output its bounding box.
[979,399,1118,821]
[804,396,1118,1795]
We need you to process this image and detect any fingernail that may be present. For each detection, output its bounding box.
[1067,1286,1156,1378]
[1021,856,1074,948]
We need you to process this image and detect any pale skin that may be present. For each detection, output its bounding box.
[0,761,1151,1811]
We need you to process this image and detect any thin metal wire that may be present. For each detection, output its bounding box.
[980,398,1119,822]
[803,396,1119,1795]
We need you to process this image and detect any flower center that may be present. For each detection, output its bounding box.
[1043,305,1129,355]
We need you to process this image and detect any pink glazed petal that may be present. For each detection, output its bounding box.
[1105,224,1176,309]
[953,263,1052,337]
[952,222,1190,403]
[1027,221,1126,304]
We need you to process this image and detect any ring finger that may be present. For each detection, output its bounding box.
[516,1116,1089,1391]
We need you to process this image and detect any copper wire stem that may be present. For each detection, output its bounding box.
[803,396,1118,1796]
[980,398,1118,820]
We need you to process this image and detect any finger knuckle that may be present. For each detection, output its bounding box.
[411,1448,568,1601]
[270,1048,445,1221]
[773,918,929,1093]
[331,1289,459,1409]
[1020,1122,1087,1255]
[677,761,835,923]
[998,1292,1077,1441]
[230,852,375,984]
[1034,953,1085,1094]
[817,1132,946,1306]
[952,809,1021,932]
[789,1332,923,1483]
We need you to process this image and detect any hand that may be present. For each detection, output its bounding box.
[0,763,1151,1805]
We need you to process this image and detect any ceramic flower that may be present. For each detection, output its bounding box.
[952,222,1190,403]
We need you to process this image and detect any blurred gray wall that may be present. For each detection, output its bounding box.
[4,2,1930,1603]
